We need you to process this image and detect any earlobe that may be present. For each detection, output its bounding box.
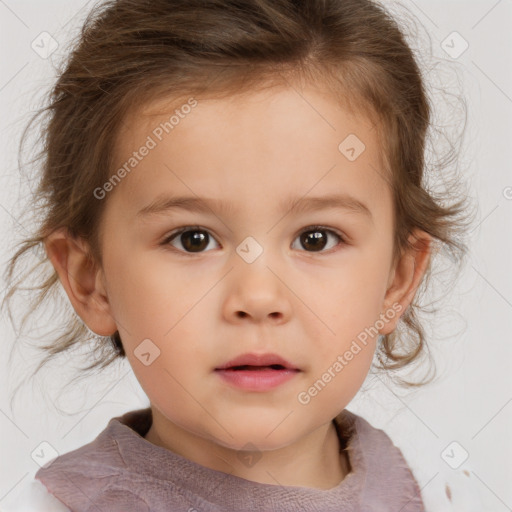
[379,229,432,335]
[44,228,117,336]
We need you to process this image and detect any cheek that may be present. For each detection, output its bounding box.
[301,251,389,378]
[298,336,376,417]
[315,260,390,335]
[128,359,206,432]
[125,316,209,391]
[325,245,390,317]
[103,250,191,334]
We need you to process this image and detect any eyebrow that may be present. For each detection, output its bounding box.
[136,193,373,222]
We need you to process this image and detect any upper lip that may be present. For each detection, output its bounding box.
[215,353,300,371]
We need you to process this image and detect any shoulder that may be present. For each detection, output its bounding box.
[335,409,425,511]
[0,478,71,512]
[31,408,153,509]
[338,409,417,466]
[336,408,412,463]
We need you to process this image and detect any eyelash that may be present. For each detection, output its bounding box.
[160,225,347,255]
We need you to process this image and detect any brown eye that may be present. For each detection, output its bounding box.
[292,227,344,253]
[164,228,220,253]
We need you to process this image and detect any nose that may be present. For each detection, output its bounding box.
[221,257,292,325]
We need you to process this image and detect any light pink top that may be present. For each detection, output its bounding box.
[32,407,425,511]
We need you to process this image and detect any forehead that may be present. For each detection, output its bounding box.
[110,85,391,219]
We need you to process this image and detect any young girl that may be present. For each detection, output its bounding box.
[2,0,470,510]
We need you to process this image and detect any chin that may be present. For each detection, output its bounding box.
[207,420,300,452]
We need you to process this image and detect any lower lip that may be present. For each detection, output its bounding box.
[215,368,300,391]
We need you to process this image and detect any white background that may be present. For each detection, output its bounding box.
[0,1,511,511]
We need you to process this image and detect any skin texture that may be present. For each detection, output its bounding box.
[45,83,431,490]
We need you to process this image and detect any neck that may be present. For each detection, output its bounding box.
[144,410,350,490]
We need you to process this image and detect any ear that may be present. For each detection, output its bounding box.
[379,229,432,335]
[44,228,118,336]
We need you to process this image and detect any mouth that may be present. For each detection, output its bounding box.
[214,353,301,391]
[221,364,290,371]
[214,352,300,372]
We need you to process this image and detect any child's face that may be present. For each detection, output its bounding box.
[95,84,406,451]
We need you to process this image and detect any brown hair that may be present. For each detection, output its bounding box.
[3,0,473,401]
